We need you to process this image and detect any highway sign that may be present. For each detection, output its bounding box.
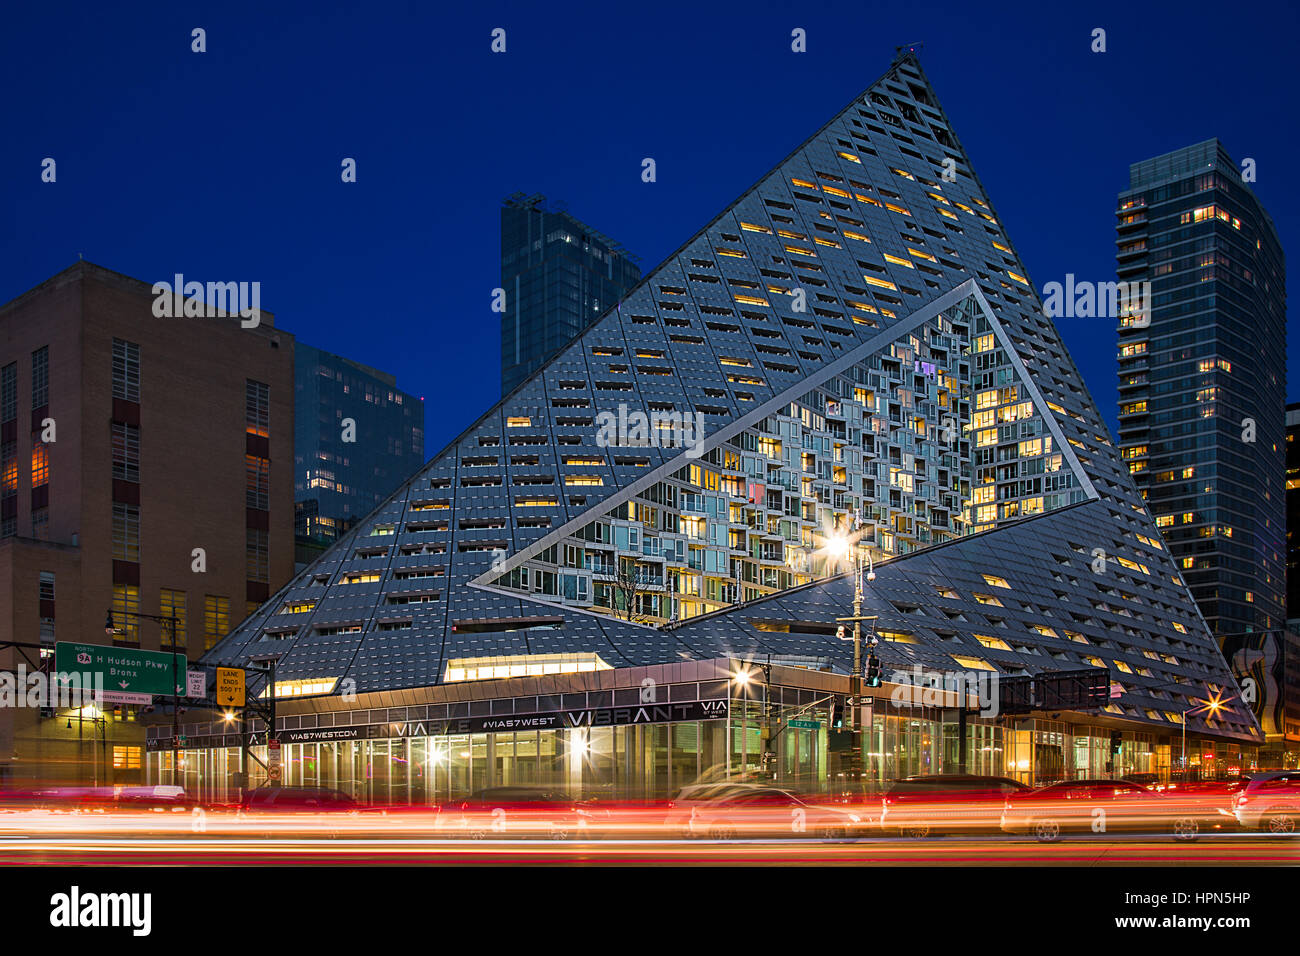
[215,667,246,707]
[55,642,187,697]
[186,670,207,698]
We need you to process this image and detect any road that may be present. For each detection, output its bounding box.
[0,833,1294,865]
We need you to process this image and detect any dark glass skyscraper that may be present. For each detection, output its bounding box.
[1117,140,1287,640]
[1287,402,1300,623]
[500,193,641,395]
[294,343,424,546]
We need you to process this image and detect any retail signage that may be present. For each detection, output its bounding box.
[150,698,731,750]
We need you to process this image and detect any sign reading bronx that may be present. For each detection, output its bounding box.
[55,642,187,698]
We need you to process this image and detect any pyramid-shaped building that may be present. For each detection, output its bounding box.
[180,52,1260,799]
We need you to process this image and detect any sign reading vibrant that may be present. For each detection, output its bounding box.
[55,642,187,698]
[215,667,246,707]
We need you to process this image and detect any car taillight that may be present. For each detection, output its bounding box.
[666,800,675,809]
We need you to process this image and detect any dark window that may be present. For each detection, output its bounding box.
[31,346,48,409]
[112,339,140,402]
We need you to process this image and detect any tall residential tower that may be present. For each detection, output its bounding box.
[293,344,424,554]
[499,193,641,395]
[1117,140,1287,641]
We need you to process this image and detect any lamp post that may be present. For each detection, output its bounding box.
[828,529,876,789]
[106,608,182,785]
[1181,694,1226,783]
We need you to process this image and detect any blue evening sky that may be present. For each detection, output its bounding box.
[2,0,1295,454]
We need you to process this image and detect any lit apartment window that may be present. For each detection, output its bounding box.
[204,595,230,650]
[112,502,140,562]
[159,589,187,649]
[112,585,140,642]
[112,339,140,402]
[31,346,48,409]
[112,746,142,770]
[30,443,49,488]
[245,380,270,438]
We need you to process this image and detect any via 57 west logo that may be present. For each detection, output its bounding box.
[152,274,261,328]
[1040,275,1150,327]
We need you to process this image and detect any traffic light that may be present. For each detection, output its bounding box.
[1109,731,1122,756]
[865,655,883,687]
[829,701,845,730]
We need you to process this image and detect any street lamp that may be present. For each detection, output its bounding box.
[825,525,878,788]
[106,607,182,786]
[1181,690,1228,783]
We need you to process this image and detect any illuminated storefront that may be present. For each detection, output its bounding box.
[146,658,1257,803]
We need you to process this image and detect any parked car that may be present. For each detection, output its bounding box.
[881,774,1032,837]
[441,786,595,840]
[1232,771,1300,835]
[664,786,863,840]
[1001,779,1210,842]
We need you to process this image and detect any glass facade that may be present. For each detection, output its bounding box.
[1117,140,1287,640]
[491,295,1086,622]
[294,344,425,544]
[500,194,642,396]
[150,703,1258,806]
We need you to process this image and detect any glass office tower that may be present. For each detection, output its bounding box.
[500,194,641,396]
[1117,140,1286,640]
[294,343,425,546]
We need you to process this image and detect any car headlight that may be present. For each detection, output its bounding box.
[849,814,862,823]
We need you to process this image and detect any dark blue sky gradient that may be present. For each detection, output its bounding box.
[3,0,1295,455]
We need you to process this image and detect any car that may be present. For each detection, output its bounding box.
[441,787,594,840]
[664,786,863,840]
[1232,770,1300,835]
[113,785,195,811]
[1001,779,1210,842]
[239,786,358,812]
[881,774,1032,838]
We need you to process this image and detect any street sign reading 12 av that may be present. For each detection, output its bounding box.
[54,642,188,697]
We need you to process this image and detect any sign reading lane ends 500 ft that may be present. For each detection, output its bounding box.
[54,642,188,697]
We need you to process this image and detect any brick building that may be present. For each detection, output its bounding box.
[0,261,295,784]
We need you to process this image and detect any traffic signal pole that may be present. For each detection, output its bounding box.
[836,556,878,792]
